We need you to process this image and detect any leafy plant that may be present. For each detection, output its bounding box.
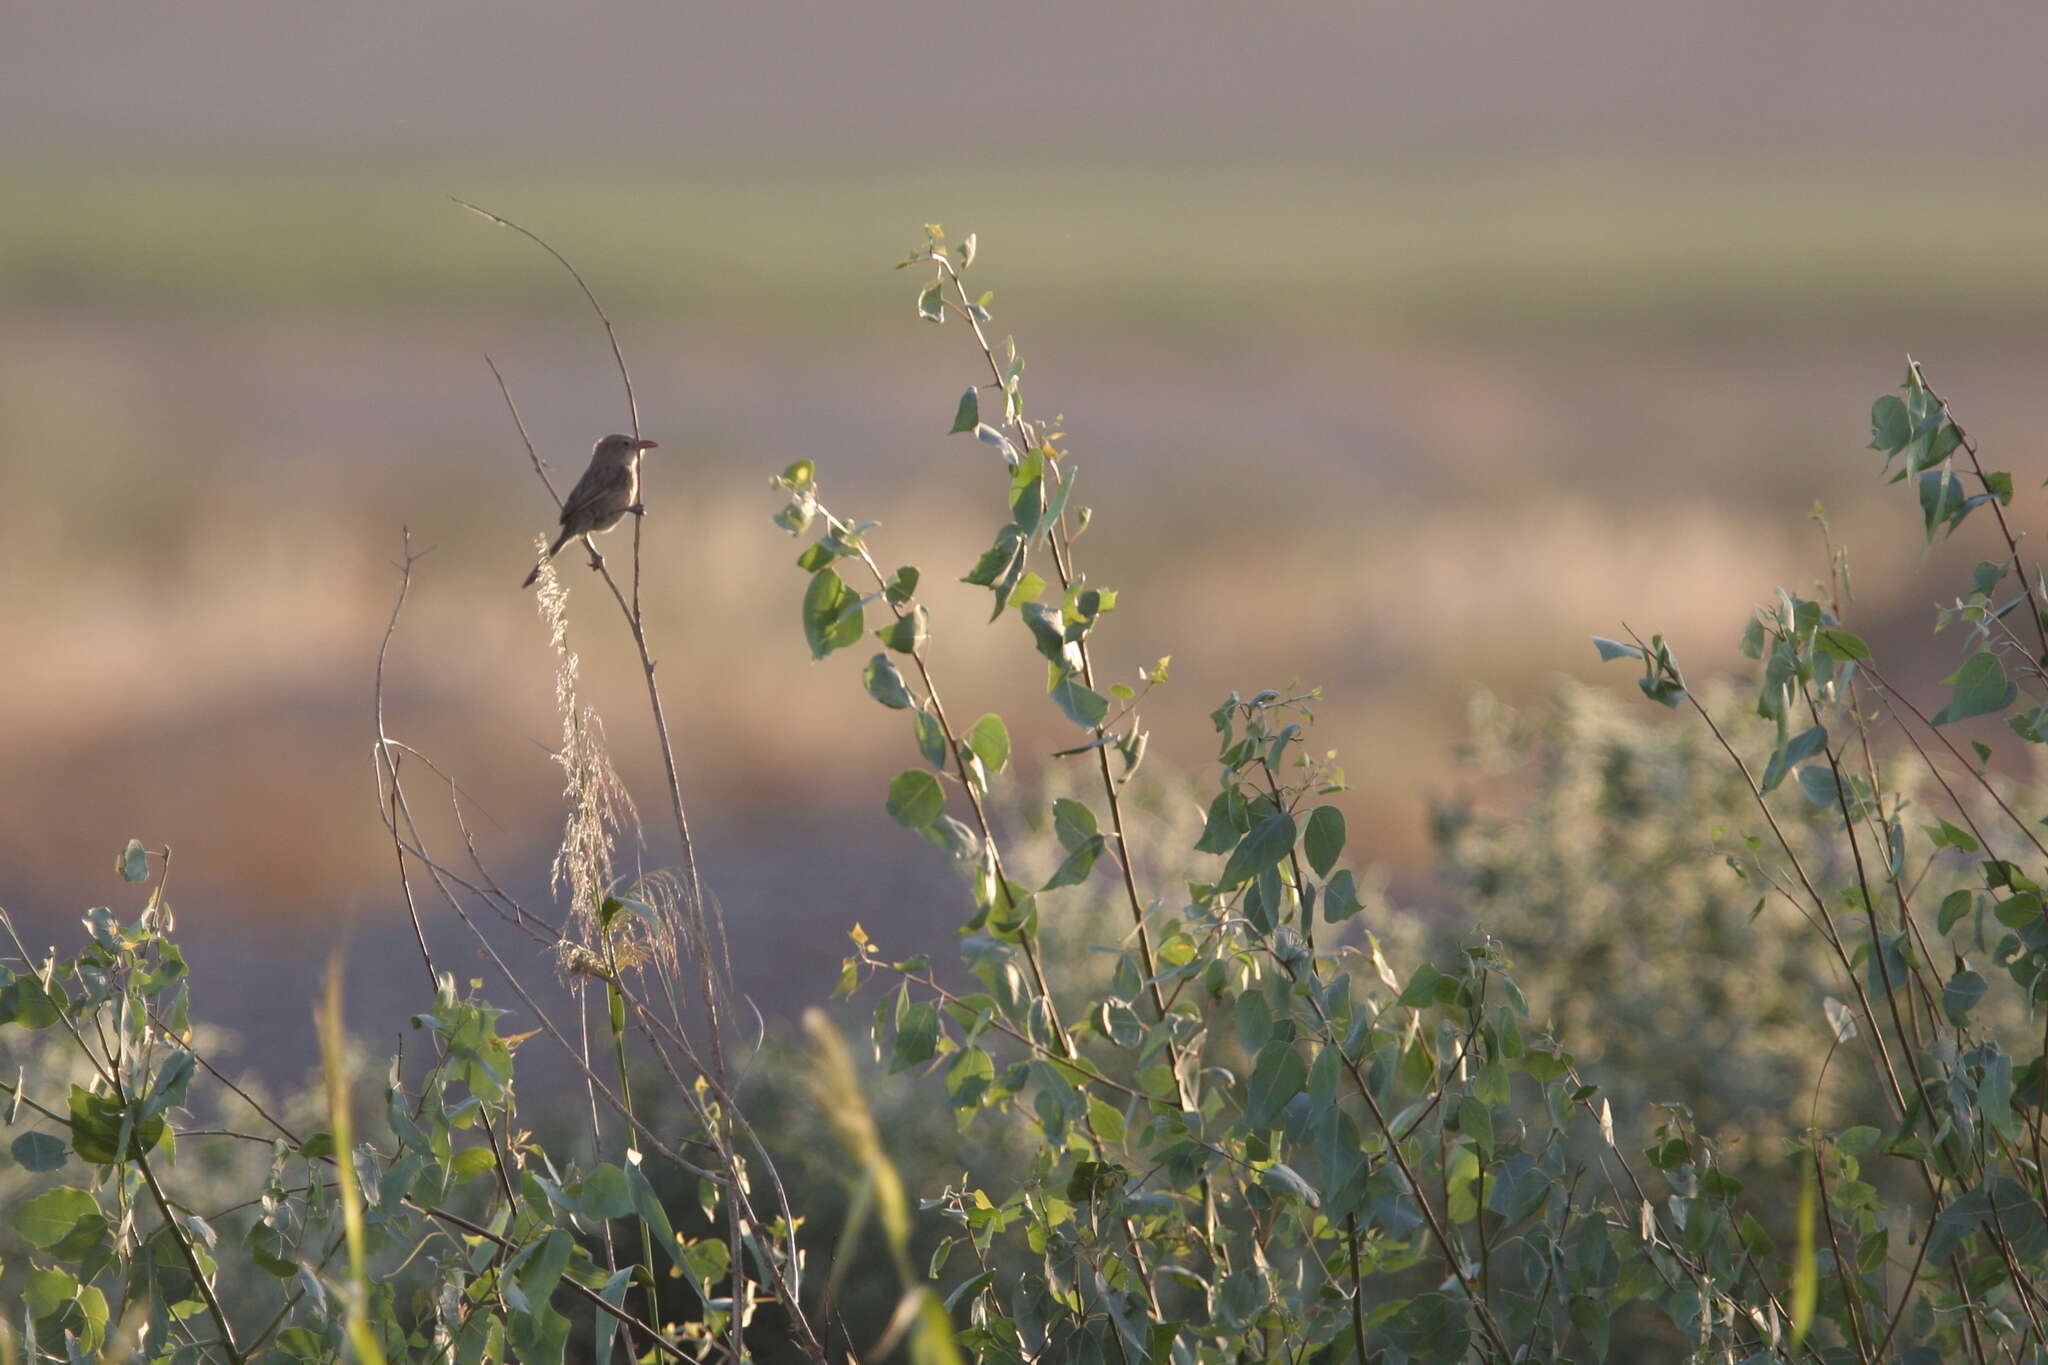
[4,224,2044,1365]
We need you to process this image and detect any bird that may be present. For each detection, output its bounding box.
[522,435,660,588]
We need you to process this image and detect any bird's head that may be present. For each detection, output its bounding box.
[595,433,660,462]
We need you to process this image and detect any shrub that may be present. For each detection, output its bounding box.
[2,225,2043,1365]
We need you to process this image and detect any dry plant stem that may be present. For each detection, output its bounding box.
[578,995,621,1279]
[374,534,521,1216]
[1860,661,2048,867]
[378,782,814,1350]
[483,357,718,1017]
[134,1144,245,1363]
[1837,689,1952,1032]
[374,774,803,1251]
[1985,1200,2048,1338]
[1344,1214,1369,1365]
[1812,1148,1874,1363]
[371,690,720,1179]
[601,935,661,1345]
[1869,1217,1940,1362]
[374,530,439,984]
[468,218,794,1359]
[1803,689,1929,1070]
[385,773,718,1180]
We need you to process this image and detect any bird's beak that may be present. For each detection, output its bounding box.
[636,439,660,450]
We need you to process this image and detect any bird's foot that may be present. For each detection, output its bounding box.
[627,503,647,517]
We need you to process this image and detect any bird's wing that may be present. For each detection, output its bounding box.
[558,460,630,528]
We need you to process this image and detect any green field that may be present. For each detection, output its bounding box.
[6,151,2046,335]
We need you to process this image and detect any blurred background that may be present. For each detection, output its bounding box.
[5,0,2048,1065]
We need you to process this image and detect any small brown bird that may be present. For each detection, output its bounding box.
[522,434,659,588]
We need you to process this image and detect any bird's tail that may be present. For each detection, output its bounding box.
[520,528,574,589]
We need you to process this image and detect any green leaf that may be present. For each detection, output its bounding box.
[948,386,979,434]
[2,973,61,1030]
[14,1186,104,1253]
[1943,969,1988,1024]
[947,1047,994,1109]
[623,1161,688,1281]
[913,706,949,769]
[117,839,149,883]
[1020,602,1068,661]
[450,1146,498,1183]
[966,714,1010,773]
[1992,891,2041,927]
[891,1001,940,1072]
[10,1131,68,1172]
[1049,676,1109,730]
[2009,706,2048,742]
[1303,806,1345,877]
[884,565,920,605]
[1920,468,1971,541]
[1245,1040,1307,1127]
[1261,1162,1320,1206]
[1761,725,1829,795]
[1320,869,1363,923]
[1084,1094,1126,1146]
[1591,636,1643,662]
[962,527,1023,589]
[26,1265,107,1352]
[921,815,980,862]
[917,279,944,322]
[1815,628,1869,661]
[886,771,945,830]
[874,604,929,655]
[517,1227,576,1308]
[1926,816,1980,852]
[1052,798,1098,852]
[1043,836,1104,891]
[862,654,913,710]
[1931,651,2018,726]
[1869,394,1909,452]
[1196,789,1250,854]
[68,1085,164,1163]
[1938,889,1974,933]
[575,1164,636,1219]
[1382,1293,1471,1364]
[1218,813,1296,890]
[801,568,865,659]
[1795,763,1842,810]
